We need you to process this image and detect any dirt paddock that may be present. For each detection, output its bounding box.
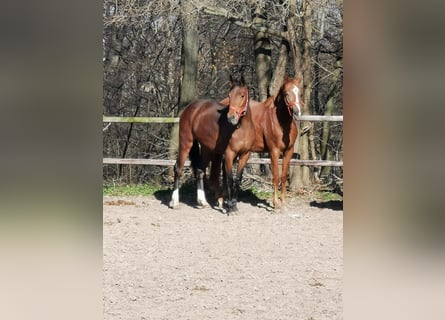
[103,192,343,319]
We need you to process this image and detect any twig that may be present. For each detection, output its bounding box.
[103,122,112,132]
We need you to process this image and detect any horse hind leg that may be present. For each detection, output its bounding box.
[169,135,193,209]
[195,168,210,208]
[169,161,181,209]
[279,150,294,213]
[190,142,210,208]
[209,154,224,209]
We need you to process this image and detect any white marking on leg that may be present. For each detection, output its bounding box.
[197,189,209,207]
[169,188,179,208]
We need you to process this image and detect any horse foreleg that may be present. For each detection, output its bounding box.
[231,152,250,211]
[270,151,281,210]
[223,151,236,214]
[280,149,294,211]
[209,154,223,208]
[220,155,228,209]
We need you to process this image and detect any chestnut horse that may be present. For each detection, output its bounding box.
[169,76,255,213]
[220,76,304,211]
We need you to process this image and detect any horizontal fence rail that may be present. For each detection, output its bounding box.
[103,115,343,167]
[103,116,180,123]
[103,115,343,123]
[103,158,343,167]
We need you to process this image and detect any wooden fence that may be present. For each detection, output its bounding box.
[103,115,343,123]
[103,115,343,167]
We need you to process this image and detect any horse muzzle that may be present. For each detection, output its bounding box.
[228,113,240,126]
[291,105,301,123]
[292,104,301,117]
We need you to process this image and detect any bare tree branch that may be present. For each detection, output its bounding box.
[197,5,288,40]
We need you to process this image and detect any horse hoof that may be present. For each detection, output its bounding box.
[196,201,209,209]
[274,206,287,214]
[213,205,227,214]
[169,200,179,209]
[271,201,282,212]
[226,205,239,214]
[217,197,224,209]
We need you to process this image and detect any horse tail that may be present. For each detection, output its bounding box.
[189,139,201,176]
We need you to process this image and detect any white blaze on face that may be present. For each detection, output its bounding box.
[291,85,302,116]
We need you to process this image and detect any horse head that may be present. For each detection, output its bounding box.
[227,75,249,126]
[281,76,304,121]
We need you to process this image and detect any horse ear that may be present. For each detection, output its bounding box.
[240,75,246,86]
[295,74,303,83]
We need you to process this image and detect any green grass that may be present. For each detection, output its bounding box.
[103,184,168,196]
[103,183,342,203]
[103,183,273,201]
[315,191,343,201]
[246,187,273,200]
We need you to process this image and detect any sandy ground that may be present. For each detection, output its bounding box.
[103,192,343,320]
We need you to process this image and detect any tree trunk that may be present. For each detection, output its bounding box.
[320,97,334,179]
[288,0,311,191]
[169,3,199,163]
[312,4,325,114]
[251,6,273,176]
[298,0,313,188]
[253,6,271,101]
[287,0,312,191]
[177,15,199,110]
[320,59,342,178]
[269,36,289,96]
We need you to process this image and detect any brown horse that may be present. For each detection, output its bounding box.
[169,76,255,213]
[220,76,304,211]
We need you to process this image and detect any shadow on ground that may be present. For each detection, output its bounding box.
[154,183,272,212]
[153,184,197,209]
[238,189,272,210]
[309,200,343,211]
